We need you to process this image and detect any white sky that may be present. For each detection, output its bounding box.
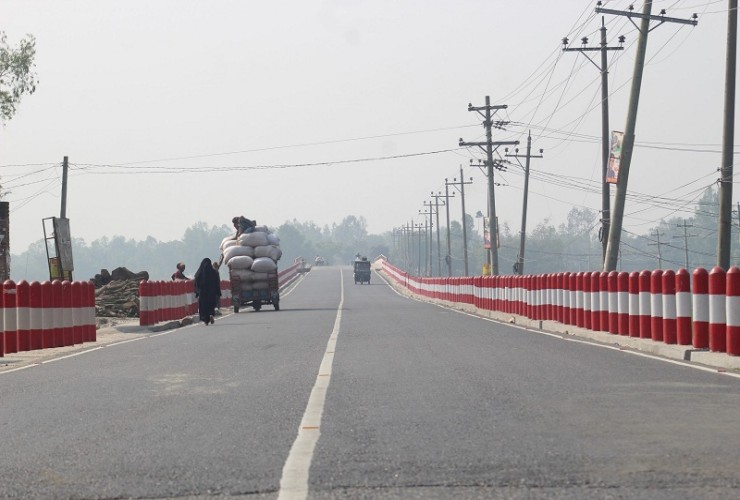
[0,0,735,253]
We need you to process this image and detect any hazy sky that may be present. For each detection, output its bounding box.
[0,0,734,254]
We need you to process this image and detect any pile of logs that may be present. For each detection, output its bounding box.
[93,267,149,318]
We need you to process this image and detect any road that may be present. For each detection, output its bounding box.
[1,265,739,499]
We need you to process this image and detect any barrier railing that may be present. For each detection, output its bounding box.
[1,279,96,358]
[380,259,740,358]
[140,261,302,327]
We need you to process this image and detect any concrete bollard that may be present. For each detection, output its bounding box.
[725,266,740,356]
[3,280,18,354]
[661,270,677,344]
[709,266,726,352]
[16,280,30,351]
[692,268,709,348]
[675,269,692,345]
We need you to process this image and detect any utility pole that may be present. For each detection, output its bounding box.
[416,222,423,277]
[443,184,455,276]
[419,206,434,276]
[562,19,624,262]
[505,132,543,275]
[430,192,446,276]
[422,201,437,276]
[674,221,696,270]
[460,97,518,275]
[648,229,666,269]
[446,168,473,276]
[718,0,737,270]
[599,1,698,272]
[61,156,69,219]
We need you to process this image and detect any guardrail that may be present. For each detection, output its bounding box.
[380,259,740,357]
[1,279,96,357]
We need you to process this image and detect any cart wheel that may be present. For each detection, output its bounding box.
[253,303,262,311]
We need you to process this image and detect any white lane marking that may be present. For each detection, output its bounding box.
[278,269,344,500]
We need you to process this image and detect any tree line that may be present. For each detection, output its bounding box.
[9,186,738,284]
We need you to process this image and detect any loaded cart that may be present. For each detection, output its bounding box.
[230,270,280,312]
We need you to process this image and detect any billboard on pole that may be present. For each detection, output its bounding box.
[607,131,624,184]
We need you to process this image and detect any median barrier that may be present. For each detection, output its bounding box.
[650,270,664,342]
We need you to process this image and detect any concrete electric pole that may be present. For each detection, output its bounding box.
[562,18,624,263]
[505,132,543,275]
[718,0,737,270]
[460,97,518,275]
[446,169,473,276]
[599,2,698,272]
[430,192,446,276]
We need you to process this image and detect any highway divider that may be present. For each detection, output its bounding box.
[139,261,301,326]
[379,259,740,358]
[1,279,96,358]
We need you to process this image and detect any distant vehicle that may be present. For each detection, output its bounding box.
[353,257,371,284]
[314,256,326,266]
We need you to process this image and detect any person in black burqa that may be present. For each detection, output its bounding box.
[194,257,221,326]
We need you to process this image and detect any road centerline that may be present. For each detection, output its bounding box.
[278,268,344,500]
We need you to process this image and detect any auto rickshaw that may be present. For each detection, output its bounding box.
[353,257,371,284]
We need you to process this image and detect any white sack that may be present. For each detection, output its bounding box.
[227,255,254,270]
[267,233,281,245]
[221,239,238,252]
[254,245,283,261]
[223,245,255,263]
[229,268,253,281]
[253,225,270,233]
[239,232,269,247]
[220,236,237,250]
[251,257,277,273]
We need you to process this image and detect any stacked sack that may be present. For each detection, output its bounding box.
[220,225,282,292]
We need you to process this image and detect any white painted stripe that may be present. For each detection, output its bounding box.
[278,269,344,500]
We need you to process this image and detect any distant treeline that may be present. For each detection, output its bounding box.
[10,187,738,283]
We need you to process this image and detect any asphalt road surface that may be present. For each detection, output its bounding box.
[1,266,739,499]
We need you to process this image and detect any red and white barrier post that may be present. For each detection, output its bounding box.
[616,272,629,335]
[675,269,692,345]
[629,271,640,337]
[650,270,664,342]
[692,268,709,348]
[661,270,677,344]
[608,271,619,334]
[591,271,604,332]
[29,281,42,350]
[583,272,592,330]
[16,280,30,351]
[727,266,740,356]
[639,270,652,339]
[3,280,18,354]
[709,266,726,352]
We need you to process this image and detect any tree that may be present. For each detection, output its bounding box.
[0,32,39,123]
